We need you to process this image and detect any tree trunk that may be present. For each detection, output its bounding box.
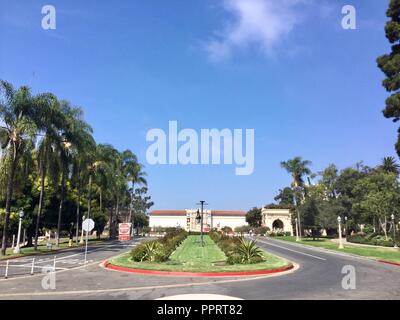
[109,207,113,239]
[379,218,388,240]
[99,188,102,213]
[56,170,65,247]
[75,174,81,245]
[1,148,18,256]
[34,157,46,250]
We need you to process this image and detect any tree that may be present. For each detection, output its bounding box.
[280,157,312,189]
[274,187,294,205]
[377,0,400,156]
[319,164,339,199]
[380,156,400,174]
[0,81,53,255]
[353,171,400,239]
[246,207,262,227]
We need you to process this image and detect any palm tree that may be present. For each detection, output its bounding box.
[0,80,53,255]
[34,98,65,249]
[380,156,400,174]
[280,157,312,188]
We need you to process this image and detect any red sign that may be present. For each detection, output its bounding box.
[118,223,132,241]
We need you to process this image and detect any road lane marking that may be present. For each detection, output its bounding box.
[253,238,327,261]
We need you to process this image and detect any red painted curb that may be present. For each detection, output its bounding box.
[103,261,294,277]
[378,260,400,267]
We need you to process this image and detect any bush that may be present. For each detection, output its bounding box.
[347,233,398,247]
[253,226,270,236]
[131,229,188,262]
[226,253,242,265]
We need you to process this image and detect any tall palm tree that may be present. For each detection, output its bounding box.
[280,157,312,188]
[55,101,94,246]
[380,156,400,174]
[0,80,53,255]
[34,98,65,249]
[280,156,312,238]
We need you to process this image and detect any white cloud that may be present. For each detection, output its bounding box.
[206,0,311,61]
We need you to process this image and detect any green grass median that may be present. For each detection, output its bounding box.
[275,236,400,264]
[108,235,290,273]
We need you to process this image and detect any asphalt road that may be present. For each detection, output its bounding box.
[0,237,399,300]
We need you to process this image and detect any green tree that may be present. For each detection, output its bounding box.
[377,0,400,156]
[274,187,294,205]
[246,207,262,227]
[0,81,53,255]
[280,157,312,189]
[380,156,400,174]
[353,171,400,239]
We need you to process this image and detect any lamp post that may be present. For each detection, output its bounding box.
[344,216,348,238]
[196,201,208,247]
[337,216,344,249]
[13,210,24,254]
[295,218,300,241]
[391,214,398,249]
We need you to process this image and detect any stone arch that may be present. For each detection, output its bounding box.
[272,219,284,230]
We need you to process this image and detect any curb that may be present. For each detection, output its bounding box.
[378,260,400,267]
[103,261,294,277]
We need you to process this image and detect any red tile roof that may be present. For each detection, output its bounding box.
[211,210,246,217]
[149,210,187,216]
[149,210,246,217]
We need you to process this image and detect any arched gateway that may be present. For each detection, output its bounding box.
[261,208,293,235]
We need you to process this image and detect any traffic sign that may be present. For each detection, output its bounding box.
[82,219,95,232]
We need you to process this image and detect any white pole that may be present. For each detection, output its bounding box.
[13,217,23,254]
[53,256,56,271]
[31,258,35,275]
[338,217,344,249]
[11,234,15,249]
[4,260,9,279]
[23,228,26,246]
[295,218,300,242]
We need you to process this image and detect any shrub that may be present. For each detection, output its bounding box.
[226,253,242,265]
[253,226,270,236]
[131,243,147,262]
[131,229,188,262]
[236,238,265,264]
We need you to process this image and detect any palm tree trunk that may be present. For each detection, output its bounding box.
[109,207,113,239]
[86,174,93,239]
[75,172,81,245]
[56,170,66,247]
[1,147,18,256]
[34,158,46,250]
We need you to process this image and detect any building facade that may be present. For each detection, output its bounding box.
[149,210,247,232]
[261,208,293,235]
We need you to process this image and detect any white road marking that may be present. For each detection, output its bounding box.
[253,238,327,261]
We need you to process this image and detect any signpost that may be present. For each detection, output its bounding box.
[82,218,95,264]
[118,223,132,241]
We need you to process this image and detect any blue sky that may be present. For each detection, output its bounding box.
[0,0,398,211]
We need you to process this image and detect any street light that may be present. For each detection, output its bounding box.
[196,201,208,247]
[391,214,398,249]
[13,210,24,254]
[295,218,300,242]
[344,216,348,238]
[337,216,344,249]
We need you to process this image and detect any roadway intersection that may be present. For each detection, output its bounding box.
[0,237,399,300]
